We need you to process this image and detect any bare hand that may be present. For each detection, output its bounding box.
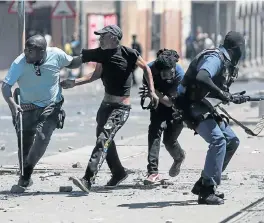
[150,92,159,109]
[60,79,76,89]
[10,103,23,117]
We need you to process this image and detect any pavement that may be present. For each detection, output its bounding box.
[1,126,264,223]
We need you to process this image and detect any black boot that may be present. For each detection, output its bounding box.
[191,177,224,199]
[18,165,34,188]
[198,185,224,205]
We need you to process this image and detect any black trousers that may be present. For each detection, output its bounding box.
[13,104,60,178]
[148,104,184,174]
[84,102,130,180]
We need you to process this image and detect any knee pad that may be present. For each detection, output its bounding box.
[228,137,240,152]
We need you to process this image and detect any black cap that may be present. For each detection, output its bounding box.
[223,31,245,49]
[94,25,123,40]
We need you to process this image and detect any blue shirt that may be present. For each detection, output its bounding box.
[4,47,73,107]
[178,46,229,94]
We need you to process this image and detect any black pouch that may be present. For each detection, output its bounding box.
[57,109,66,129]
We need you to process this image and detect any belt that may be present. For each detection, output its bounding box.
[21,103,41,111]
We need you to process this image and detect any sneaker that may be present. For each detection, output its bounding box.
[105,172,128,188]
[143,173,162,185]
[17,176,33,188]
[191,177,224,199]
[169,159,184,177]
[71,177,91,193]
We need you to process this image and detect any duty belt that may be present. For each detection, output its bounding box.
[21,103,41,111]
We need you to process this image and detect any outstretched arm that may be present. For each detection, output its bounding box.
[60,63,102,89]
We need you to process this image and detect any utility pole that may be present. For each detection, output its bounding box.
[215,0,220,46]
[17,0,25,53]
[79,0,83,77]
[115,1,121,28]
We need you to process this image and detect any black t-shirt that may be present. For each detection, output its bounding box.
[82,46,140,96]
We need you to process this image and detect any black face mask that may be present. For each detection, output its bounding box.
[230,42,245,66]
[223,61,239,88]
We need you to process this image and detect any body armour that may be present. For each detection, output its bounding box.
[181,48,235,101]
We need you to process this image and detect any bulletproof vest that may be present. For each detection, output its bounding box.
[181,48,231,101]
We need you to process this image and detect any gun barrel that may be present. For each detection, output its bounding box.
[247,96,264,101]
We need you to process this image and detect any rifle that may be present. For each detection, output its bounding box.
[215,91,264,136]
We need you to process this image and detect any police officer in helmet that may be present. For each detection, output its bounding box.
[176,31,245,205]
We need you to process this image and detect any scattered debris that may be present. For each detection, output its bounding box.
[183,192,189,195]
[68,146,74,150]
[0,145,5,151]
[72,162,82,168]
[10,185,25,194]
[121,136,124,140]
[221,175,229,181]
[58,148,62,152]
[166,220,173,223]
[250,175,259,179]
[77,111,85,115]
[244,177,247,180]
[162,185,169,189]
[40,172,61,180]
[251,149,260,154]
[240,183,244,185]
[59,186,73,192]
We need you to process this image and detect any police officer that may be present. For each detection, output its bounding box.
[140,49,186,185]
[176,31,245,205]
[1,35,81,188]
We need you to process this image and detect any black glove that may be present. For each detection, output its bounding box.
[138,83,149,98]
[232,95,248,104]
[218,90,233,104]
[139,84,152,110]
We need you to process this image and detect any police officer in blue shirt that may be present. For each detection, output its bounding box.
[176,31,245,205]
[1,35,82,188]
[140,49,186,185]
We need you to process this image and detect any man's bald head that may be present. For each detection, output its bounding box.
[24,35,47,64]
[25,35,47,50]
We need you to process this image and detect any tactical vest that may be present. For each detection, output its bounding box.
[181,48,232,101]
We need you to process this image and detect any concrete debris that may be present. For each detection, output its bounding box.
[40,172,61,180]
[77,111,85,115]
[221,175,229,181]
[10,185,25,194]
[0,145,5,151]
[59,186,73,192]
[72,162,82,168]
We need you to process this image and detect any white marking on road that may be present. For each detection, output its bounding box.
[6,151,18,157]
[121,151,146,161]
[0,116,12,120]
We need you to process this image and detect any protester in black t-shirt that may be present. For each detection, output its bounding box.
[61,25,159,192]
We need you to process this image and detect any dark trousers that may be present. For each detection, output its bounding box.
[147,104,184,174]
[84,102,130,180]
[14,104,60,177]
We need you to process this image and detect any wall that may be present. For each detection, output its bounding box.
[0,3,19,70]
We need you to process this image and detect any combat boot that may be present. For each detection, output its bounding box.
[198,185,224,205]
[191,177,224,199]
